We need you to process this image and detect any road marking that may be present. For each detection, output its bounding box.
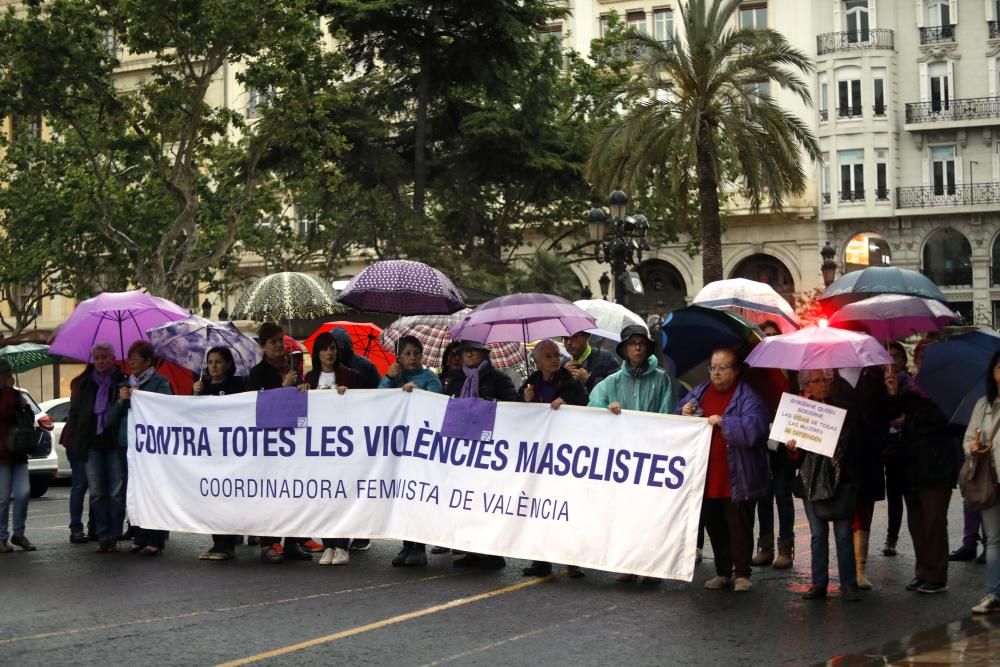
[24,512,70,519]
[0,572,462,646]
[216,573,562,666]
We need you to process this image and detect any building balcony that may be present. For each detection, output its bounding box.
[904,96,1000,129]
[896,182,1000,209]
[919,25,955,45]
[816,29,894,55]
[838,190,866,203]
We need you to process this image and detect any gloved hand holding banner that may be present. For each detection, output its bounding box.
[127,389,711,581]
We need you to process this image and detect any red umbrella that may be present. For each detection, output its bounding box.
[303,322,396,376]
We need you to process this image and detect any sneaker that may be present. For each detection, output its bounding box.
[329,547,350,565]
[319,548,336,566]
[259,545,283,564]
[949,545,977,561]
[301,539,325,553]
[732,577,752,592]
[349,539,371,551]
[905,578,924,591]
[10,535,36,551]
[917,582,948,594]
[882,539,897,557]
[704,575,732,590]
[972,593,1000,614]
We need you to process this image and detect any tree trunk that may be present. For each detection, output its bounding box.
[412,61,430,220]
[696,130,724,284]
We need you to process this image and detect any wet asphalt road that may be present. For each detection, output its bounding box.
[0,485,991,666]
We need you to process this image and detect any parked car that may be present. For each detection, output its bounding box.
[39,397,71,478]
[19,388,56,497]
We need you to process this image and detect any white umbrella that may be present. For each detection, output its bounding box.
[692,278,799,333]
[573,300,646,338]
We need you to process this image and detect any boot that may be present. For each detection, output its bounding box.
[855,530,873,590]
[751,533,774,566]
[772,539,794,569]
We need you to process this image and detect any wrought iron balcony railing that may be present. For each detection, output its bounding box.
[822,192,831,205]
[873,104,887,117]
[990,20,1000,39]
[905,96,1000,123]
[839,190,865,203]
[875,188,890,201]
[819,109,829,121]
[837,106,864,119]
[896,182,1000,208]
[919,25,955,44]
[816,29,894,55]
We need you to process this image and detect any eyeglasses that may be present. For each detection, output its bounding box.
[804,377,832,386]
[709,364,735,373]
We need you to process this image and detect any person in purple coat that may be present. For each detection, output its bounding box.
[676,346,770,592]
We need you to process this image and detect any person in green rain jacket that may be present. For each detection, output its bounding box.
[587,324,677,416]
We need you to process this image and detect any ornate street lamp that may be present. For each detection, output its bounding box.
[587,189,651,304]
[821,241,838,287]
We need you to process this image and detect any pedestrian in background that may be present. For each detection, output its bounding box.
[0,360,35,553]
[883,341,910,557]
[563,329,620,395]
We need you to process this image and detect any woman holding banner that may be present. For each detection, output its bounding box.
[192,346,246,561]
[677,346,769,593]
[305,332,361,567]
[517,339,587,578]
[380,335,444,567]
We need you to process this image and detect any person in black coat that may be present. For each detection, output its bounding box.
[193,346,246,561]
[445,339,516,569]
[517,339,587,578]
[330,327,381,389]
[563,330,620,395]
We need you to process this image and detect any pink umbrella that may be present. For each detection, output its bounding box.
[449,293,596,344]
[744,326,892,371]
[50,290,189,362]
[828,294,958,340]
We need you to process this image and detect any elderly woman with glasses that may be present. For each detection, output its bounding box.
[677,346,769,593]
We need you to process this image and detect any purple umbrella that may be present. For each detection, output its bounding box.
[337,260,465,315]
[744,326,892,371]
[50,290,189,362]
[449,293,596,344]
[828,294,958,340]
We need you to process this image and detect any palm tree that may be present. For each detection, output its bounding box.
[586,0,821,283]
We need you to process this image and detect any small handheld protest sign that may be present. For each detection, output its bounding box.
[768,392,846,458]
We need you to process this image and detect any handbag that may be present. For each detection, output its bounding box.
[812,481,858,521]
[5,401,38,457]
[958,414,1000,511]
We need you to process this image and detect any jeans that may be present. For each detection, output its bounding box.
[0,463,29,541]
[86,448,125,544]
[982,503,1000,597]
[803,499,857,591]
[68,453,93,533]
[757,457,795,542]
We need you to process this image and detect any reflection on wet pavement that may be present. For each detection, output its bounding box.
[825,615,1000,666]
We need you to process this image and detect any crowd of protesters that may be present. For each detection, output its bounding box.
[1,319,998,616]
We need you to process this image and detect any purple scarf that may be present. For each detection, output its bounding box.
[91,368,114,435]
[460,360,489,399]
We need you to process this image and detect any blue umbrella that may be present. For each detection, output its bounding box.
[659,305,763,376]
[819,266,949,310]
[915,329,1000,424]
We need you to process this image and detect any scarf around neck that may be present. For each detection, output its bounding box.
[460,360,489,399]
[91,368,114,435]
[129,366,156,388]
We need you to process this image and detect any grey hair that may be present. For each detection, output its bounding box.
[531,338,559,362]
[91,342,115,358]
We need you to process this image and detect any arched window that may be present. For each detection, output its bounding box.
[624,259,688,320]
[844,233,892,273]
[923,228,972,287]
[729,254,796,305]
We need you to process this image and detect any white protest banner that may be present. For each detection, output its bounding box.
[768,392,847,457]
[127,389,712,581]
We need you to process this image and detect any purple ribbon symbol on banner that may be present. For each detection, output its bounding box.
[439,397,497,442]
[256,387,308,429]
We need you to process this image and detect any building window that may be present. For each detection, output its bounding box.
[928,62,951,112]
[875,149,889,200]
[743,80,770,103]
[844,233,892,272]
[9,114,42,142]
[844,0,870,43]
[838,149,864,201]
[923,228,972,287]
[819,77,829,121]
[247,89,265,119]
[873,78,886,116]
[838,78,862,117]
[599,14,609,38]
[923,0,955,43]
[931,145,956,196]
[654,8,674,45]
[739,2,767,30]
[821,153,831,205]
[626,10,647,34]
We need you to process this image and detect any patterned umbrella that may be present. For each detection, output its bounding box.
[819,266,949,310]
[336,260,465,315]
[231,272,346,322]
[379,309,527,369]
[692,278,799,333]
[303,321,396,376]
[147,315,262,377]
[50,290,190,362]
[0,343,60,373]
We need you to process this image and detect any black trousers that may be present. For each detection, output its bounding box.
[211,534,237,552]
[702,497,756,579]
[133,527,167,549]
[321,538,349,549]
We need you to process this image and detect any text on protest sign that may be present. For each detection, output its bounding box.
[768,392,847,458]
